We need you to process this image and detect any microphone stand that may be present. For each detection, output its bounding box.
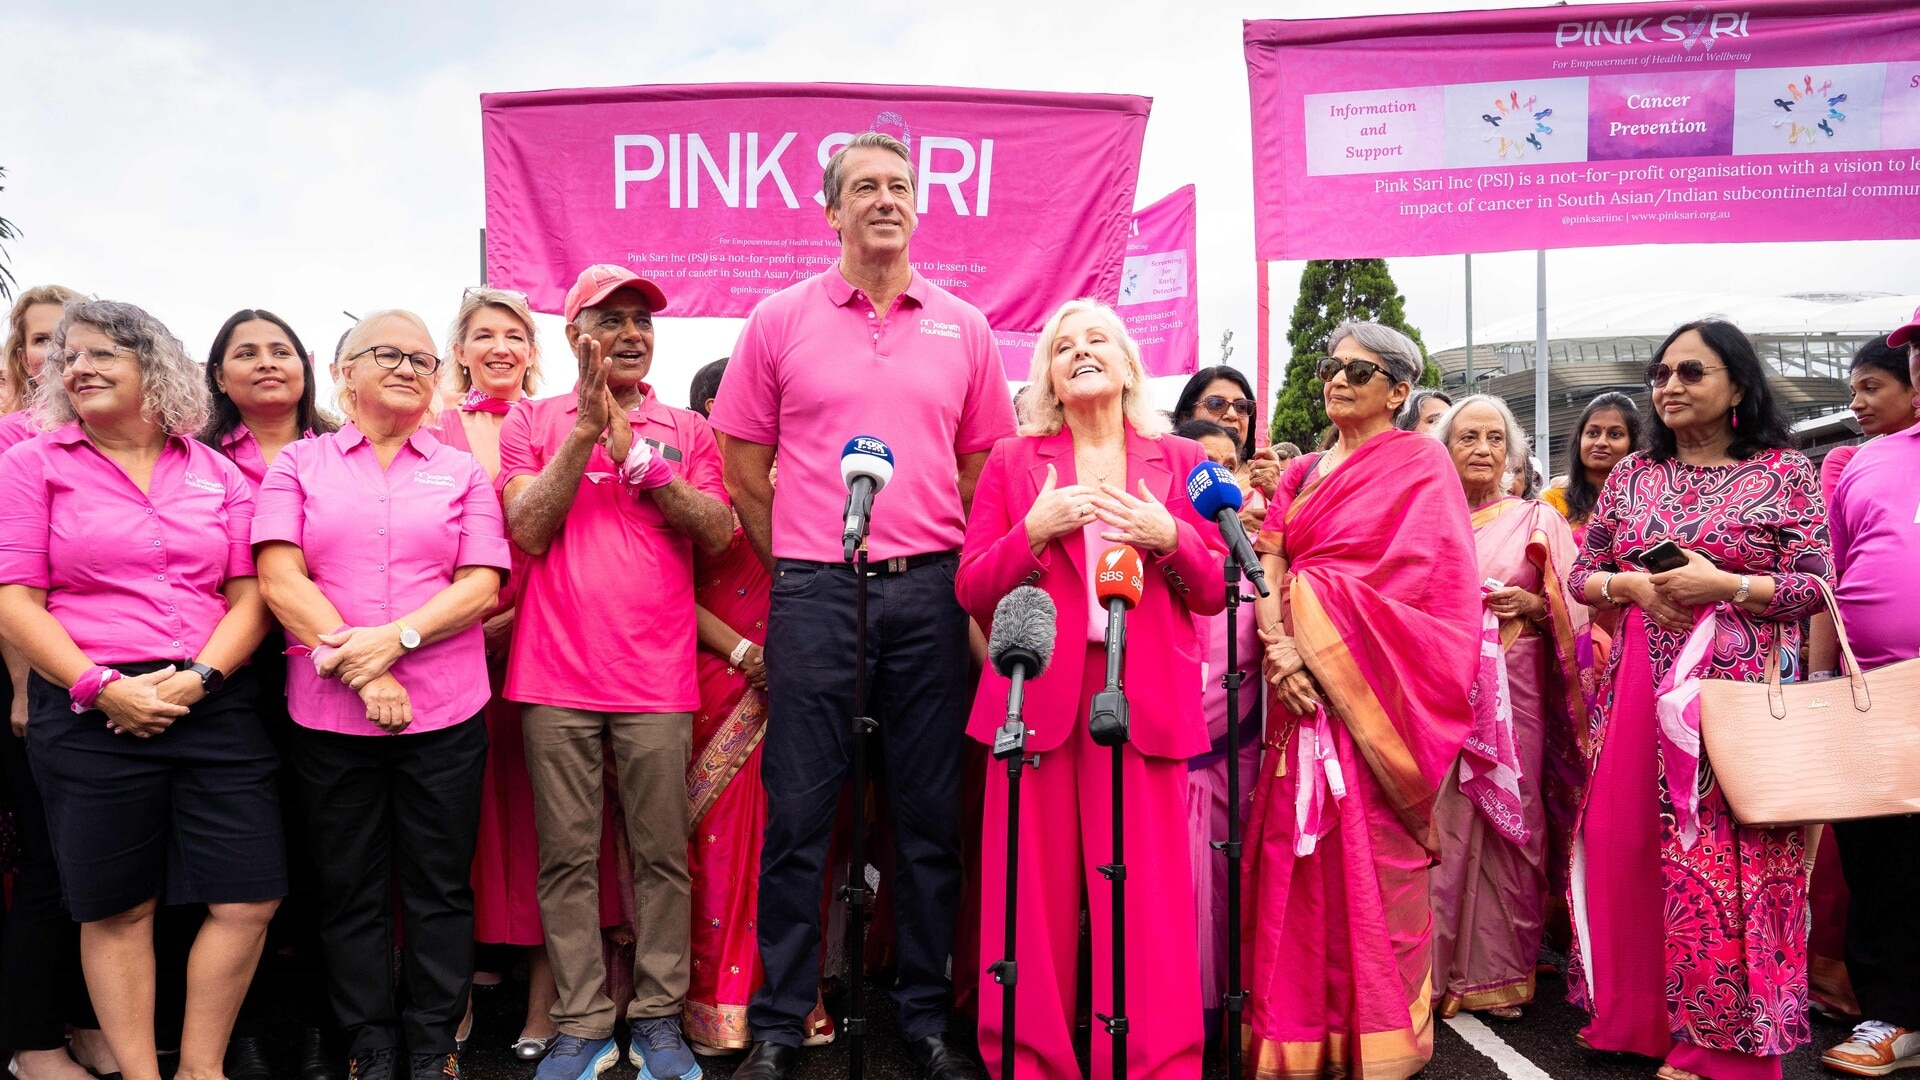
[1215,549,1250,1080]
[842,539,876,1080]
[988,671,1037,1078]
[1089,603,1131,1080]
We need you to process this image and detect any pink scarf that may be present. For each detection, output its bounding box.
[1459,580,1528,845]
[459,386,516,414]
[1656,609,1719,850]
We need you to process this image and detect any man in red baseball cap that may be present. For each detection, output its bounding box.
[1890,304,1920,386]
[503,263,730,1080]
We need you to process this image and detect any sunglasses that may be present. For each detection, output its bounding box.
[1316,356,1384,387]
[1645,360,1725,388]
[1199,394,1255,418]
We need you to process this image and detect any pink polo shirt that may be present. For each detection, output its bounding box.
[252,424,511,736]
[497,387,727,712]
[709,267,1016,562]
[1830,426,1920,670]
[0,410,39,458]
[0,424,255,662]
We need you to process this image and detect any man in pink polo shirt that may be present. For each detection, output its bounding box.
[708,132,1014,1080]
[499,266,733,1080]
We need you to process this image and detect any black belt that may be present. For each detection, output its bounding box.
[792,550,955,576]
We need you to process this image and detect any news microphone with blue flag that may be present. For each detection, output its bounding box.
[1187,461,1270,597]
[840,436,895,562]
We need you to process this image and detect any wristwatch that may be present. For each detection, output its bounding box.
[397,621,423,650]
[1731,575,1751,604]
[186,662,225,696]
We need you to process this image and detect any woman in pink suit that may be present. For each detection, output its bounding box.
[957,298,1226,1080]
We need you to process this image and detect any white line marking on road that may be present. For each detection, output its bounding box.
[1443,1013,1559,1080]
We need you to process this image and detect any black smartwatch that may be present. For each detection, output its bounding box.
[187,662,225,696]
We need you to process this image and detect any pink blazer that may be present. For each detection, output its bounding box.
[956,428,1226,759]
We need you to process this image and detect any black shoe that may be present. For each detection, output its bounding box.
[732,1042,798,1080]
[301,1029,342,1080]
[346,1047,395,1080]
[906,1034,986,1080]
[407,1054,460,1080]
[226,1036,272,1080]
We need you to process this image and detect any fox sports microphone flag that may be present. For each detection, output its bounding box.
[482,82,1151,331]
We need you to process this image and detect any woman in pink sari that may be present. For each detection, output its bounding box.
[1425,396,1587,1022]
[1567,320,1830,1080]
[1244,322,1481,1080]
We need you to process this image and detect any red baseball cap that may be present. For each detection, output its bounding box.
[1889,304,1920,349]
[563,264,668,322]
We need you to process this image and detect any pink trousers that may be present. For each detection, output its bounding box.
[976,644,1203,1080]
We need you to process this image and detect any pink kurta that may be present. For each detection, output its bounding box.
[1566,449,1831,1077]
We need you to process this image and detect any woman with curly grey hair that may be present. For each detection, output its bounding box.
[0,300,283,1080]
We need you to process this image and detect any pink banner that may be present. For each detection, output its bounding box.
[482,82,1150,332]
[1245,0,1920,260]
[994,184,1200,379]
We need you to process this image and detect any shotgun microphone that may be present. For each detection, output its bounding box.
[840,436,894,562]
[1186,461,1270,597]
[1089,545,1143,746]
[987,586,1057,759]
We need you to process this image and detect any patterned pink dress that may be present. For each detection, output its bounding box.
[1566,449,1831,1076]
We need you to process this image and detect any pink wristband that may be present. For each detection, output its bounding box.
[70,665,123,713]
[619,450,674,490]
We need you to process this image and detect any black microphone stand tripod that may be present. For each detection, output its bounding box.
[987,661,1038,1077]
[841,530,876,1080]
[1217,546,1254,1080]
[1089,601,1132,1080]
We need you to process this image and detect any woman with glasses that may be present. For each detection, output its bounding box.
[252,310,510,1080]
[1172,367,1279,532]
[197,309,342,1080]
[1567,320,1830,1080]
[0,299,282,1080]
[1394,388,1453,435]
[1242,321,1481,1079]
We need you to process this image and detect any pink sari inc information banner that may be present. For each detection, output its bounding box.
[1245,0,1920,259]
[482,82,1150,332]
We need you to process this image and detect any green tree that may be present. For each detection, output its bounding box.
[0,167,18,302]
[1269,258,1440,448]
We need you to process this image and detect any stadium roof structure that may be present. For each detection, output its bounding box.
[1431,291,1917,359]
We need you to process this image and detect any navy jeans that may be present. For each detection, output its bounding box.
[748,554,971,1046]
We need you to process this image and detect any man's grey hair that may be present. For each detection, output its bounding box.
[1431,393,1532,477]
[1326,321,1424,389]
[821,132,915,211]
[35,300,209,436]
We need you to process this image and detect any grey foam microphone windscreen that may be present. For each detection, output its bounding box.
[988,585,1057,680]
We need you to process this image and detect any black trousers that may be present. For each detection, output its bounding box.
[0,676,97,1051]
[1833,814,1920,1028]
[234,643,332,1039]
[290,714,487,1058]
[748,555,971,1047]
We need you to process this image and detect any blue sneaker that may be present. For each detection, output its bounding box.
[533,1035,616,1080]
[628,1017,702,1080]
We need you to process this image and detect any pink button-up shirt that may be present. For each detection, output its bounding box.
[0,409,39,459]
[252,424,511,736]
[498,387,726,712]
[709,267,1016,563]
[0,424,255,663]
[218,424,319,495]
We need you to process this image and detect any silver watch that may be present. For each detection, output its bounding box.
[1731,575,1751,604]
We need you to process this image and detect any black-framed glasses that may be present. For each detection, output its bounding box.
[1199,394,1255,418]
[350,345,441,375]
[1316,356,1384,387]
[53,345,135,372]
[1645,360,1724,388]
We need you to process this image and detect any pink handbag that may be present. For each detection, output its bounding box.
[1700,583,1920,827]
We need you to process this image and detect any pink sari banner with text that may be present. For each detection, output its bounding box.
[994,184,1199,379]
[1245,0,1920,260]
[482,82,1150,331]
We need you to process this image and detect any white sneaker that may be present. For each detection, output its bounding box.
[1822,1020,1920,1076]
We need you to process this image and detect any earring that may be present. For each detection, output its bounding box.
[1731,411,1739,429]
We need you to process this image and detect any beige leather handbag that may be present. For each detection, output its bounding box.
[1699,583,1920,827]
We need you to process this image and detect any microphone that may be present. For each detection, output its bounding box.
[1186,461,1271,598]
[987,586,1057,760]
[1090,545,1143,746]
[840,436,895,562]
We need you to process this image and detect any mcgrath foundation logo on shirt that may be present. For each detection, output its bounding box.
[183,471,224,494]
[412,470,457,488]
[919,318,961,339]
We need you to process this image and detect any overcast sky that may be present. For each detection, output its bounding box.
[5,0,1916,411]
